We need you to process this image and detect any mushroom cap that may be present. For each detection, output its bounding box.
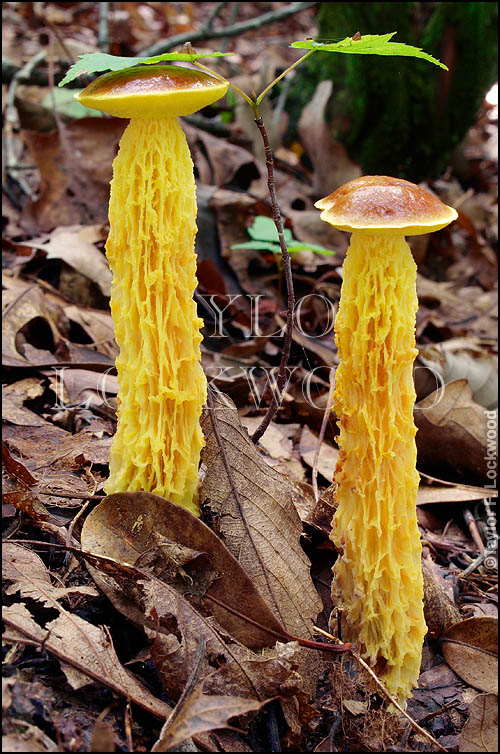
[75,65,229,119]
[315,175,457,236]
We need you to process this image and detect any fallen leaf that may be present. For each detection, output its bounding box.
[442,617,498,693]
[2,284,67,368]
[298,425,339,483]
[2,378,47,427]
[152,685,267,752]
[2,725,59,753]
[21,118,125,234]
[417,484,497,505]
[3,424,111,504]
[297,80,361,196]
[418,340,498,410]
[342,699,368,716]
[415,379,492,484]
[80,492,287,650]
[20,225,112,296]
[459,693,498,752]
[200,392,323,640]
[2,544,171,720]
[422,556,461,639]
[76,542,304,704]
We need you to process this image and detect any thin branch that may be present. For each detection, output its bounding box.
[312,367,336,502]
[250,112,295,444]
[205,2,228,31]
[98,1,110,54]
[137,2,318,57]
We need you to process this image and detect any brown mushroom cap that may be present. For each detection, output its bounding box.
[75,65,229,119]
[315,175,457,236]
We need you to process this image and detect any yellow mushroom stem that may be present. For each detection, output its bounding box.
[104,116,206,515]
[331,231,427,704]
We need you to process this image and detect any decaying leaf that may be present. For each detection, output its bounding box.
[415,379,492,484]
[297,79,361,196]
[75,536,305,705]
[2,544,171,719]
[80,491,286,649]
[152,684,267,752]
[442,617,498,693]
[298,425,339,483]
[16,225,112,297]
[200,392,323,640]
[459,693,498,752]
[422,556,461,639]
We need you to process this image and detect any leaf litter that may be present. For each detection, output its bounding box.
[2,2,498,751]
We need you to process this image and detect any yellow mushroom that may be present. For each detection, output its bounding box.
[315,176,457,703]
[76,66,228,515]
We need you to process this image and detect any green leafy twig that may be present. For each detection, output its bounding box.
[58,50,234,87]
[290,32,448,69]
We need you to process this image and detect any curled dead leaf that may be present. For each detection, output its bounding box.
[459,693,498,752]
[442,616,498,693]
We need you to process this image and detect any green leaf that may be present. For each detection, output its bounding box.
[231,217,336,256]
[287,242,336,256]
[246,216,280,242]
[231,240,280,252]
[58,50,233,87]
[290,33,448,70]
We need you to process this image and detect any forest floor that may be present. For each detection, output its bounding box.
[2,3,498,752]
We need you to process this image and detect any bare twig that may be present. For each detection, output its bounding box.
[205,2,228,31]
[250,112,295,444]
[312,367,336,501]
[138,2,318,57]
[462,507,485,553]
[4,48,46,194]
[98,1,110,53]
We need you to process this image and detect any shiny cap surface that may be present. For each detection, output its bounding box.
[315,176,457,235]
[75,65,229,118]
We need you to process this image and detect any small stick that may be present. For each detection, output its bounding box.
[98,2,110,54]
[462,507,485,553]
[312,367,336,501]
[250,110,295,444]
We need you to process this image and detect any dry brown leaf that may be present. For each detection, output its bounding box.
[417,484,498,505]
[2,378,47,427]
[2,284,67,368]
[297,80,361,196]
[422,556,461,639]
[415,379,492,483]
[152,685,267,752]
[3,542,97,610]
[442,617,498,693]
[3,425,111,504]
[298,425,339,483]
[2,725,59,753]
[80,492,286,649]
[20,225,111,297]
[21,118,125,234]
[2,544,171,720]
[459,693,498,752]
[200,392,323,640]
[75,540,304,704]
[416,275,498,341]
